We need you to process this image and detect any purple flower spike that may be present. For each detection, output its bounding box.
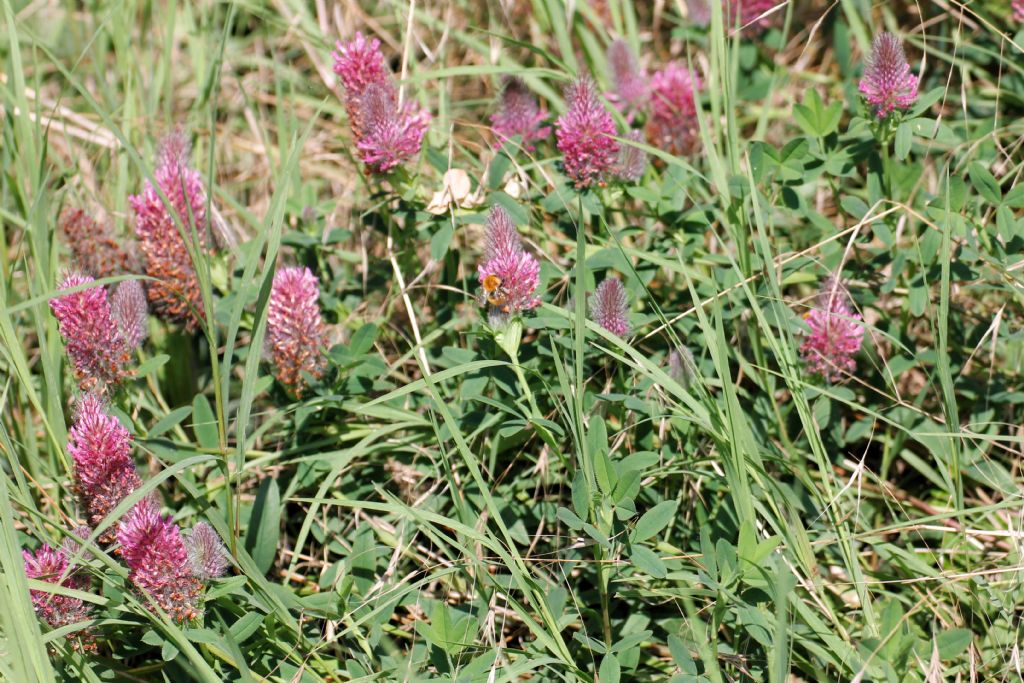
[331,32,389,95]
[476,206,541,322]
[590,277,630,337]
[111,280,148,350]
[615,130,648,182]
[117,498,203,623]
[267,266,328,397]
[556,76,620,189]
[68,394,141,544]
[859,32,919,118]
[646,62,702,157]
[800,278,865,382]
[606,40,647,117]
[23,544,94,650]
[184,522,229,580]
[353,83,431,173]
[490,77,551,151]
[50,272,131,393]
[724,0,777,34]
[59,206,140,279]
[130,131,209,331]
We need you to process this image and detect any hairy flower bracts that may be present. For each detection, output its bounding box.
[23,543,94,650]
[646,62,702,157]
[859,32,918,118]
[332,33,430,173]
[490,77,551,151]
[50,273,132,392]
[267,266,328,397]
[184,522,229,580]
[68,394,141,544]
[130,132,208,331]
[590,277,630,336]
[111,280,149,350]
[59,206,141,279]
[117,499,203,623]
[556,76,620,189]
[476,206,540,323]
[606,40,647,118]
[800,279,865,382]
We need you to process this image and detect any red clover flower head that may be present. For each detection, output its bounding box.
[50,272,131,392]
[556,76,620,189]
[332,32,389,95]
[476,206,541,322]
[646,62,702,157]
[23,544,94,649]
[184,522,229,580]
[267,266,328,397]
[68,393,141,543]
[590,276,630,337]
[605,40,647,117]
[353,82,431,173]
[800,278,865,382]
[490,77,551,151]
[117,498,203,623]
[1015,0,1024,22]
[129,131,208,331]
[59,206,141,279]
[859,32,919,118]
[111,279,148,350]
[615,130,648,182]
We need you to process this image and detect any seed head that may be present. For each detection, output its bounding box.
[50,273,131,392]
[646,62,702,157]
[590,277,630,337]
[68,394,142,543]
[800,278,865,382]
[267,266,328,397]
[556,76,620,189]
[490,77,551,151]
[117,498,203,623]
[58,206,141,279]
[111,280,149,350]
[184,522,229,580]
[859,32,919,118]
[129,131,208,331]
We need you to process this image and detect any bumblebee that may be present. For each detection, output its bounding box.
[477,274,511,311]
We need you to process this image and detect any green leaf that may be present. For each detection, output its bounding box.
[191,394,218,450]
[598,654,621,683]
[429,222,454,261]
[572,469,590,519]
[136,353,169,377]
[1004,183,1024,208]
[348,323,379,356]
[630,546,667,579]
[968,162,1001,205]
[245,477,281,575]
[148,406,192,438]
[556,506,584,531]
[894,121,913,160]
[632,501,678,542]
[935,628,971,660]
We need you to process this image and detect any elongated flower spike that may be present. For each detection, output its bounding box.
[118,498,203,623]
[800,278,865,382]
[490,77,551,151]
[331,33,430,173]
[130,131,209,331]
[646,62,702,157]
[556,76,620,189]
[476,205,541,324]
[859,32,919,118]
[724,0,777,34]
[111,279,149,350]
[68,393,141,544]
[59,206,140,279]
[606,40,647,117]
[590,276,630,337]
[184,522,229,580]
[50,272,131,392]
[353,82,431,173]
[23,544,94,650]
[267,266,328,397]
